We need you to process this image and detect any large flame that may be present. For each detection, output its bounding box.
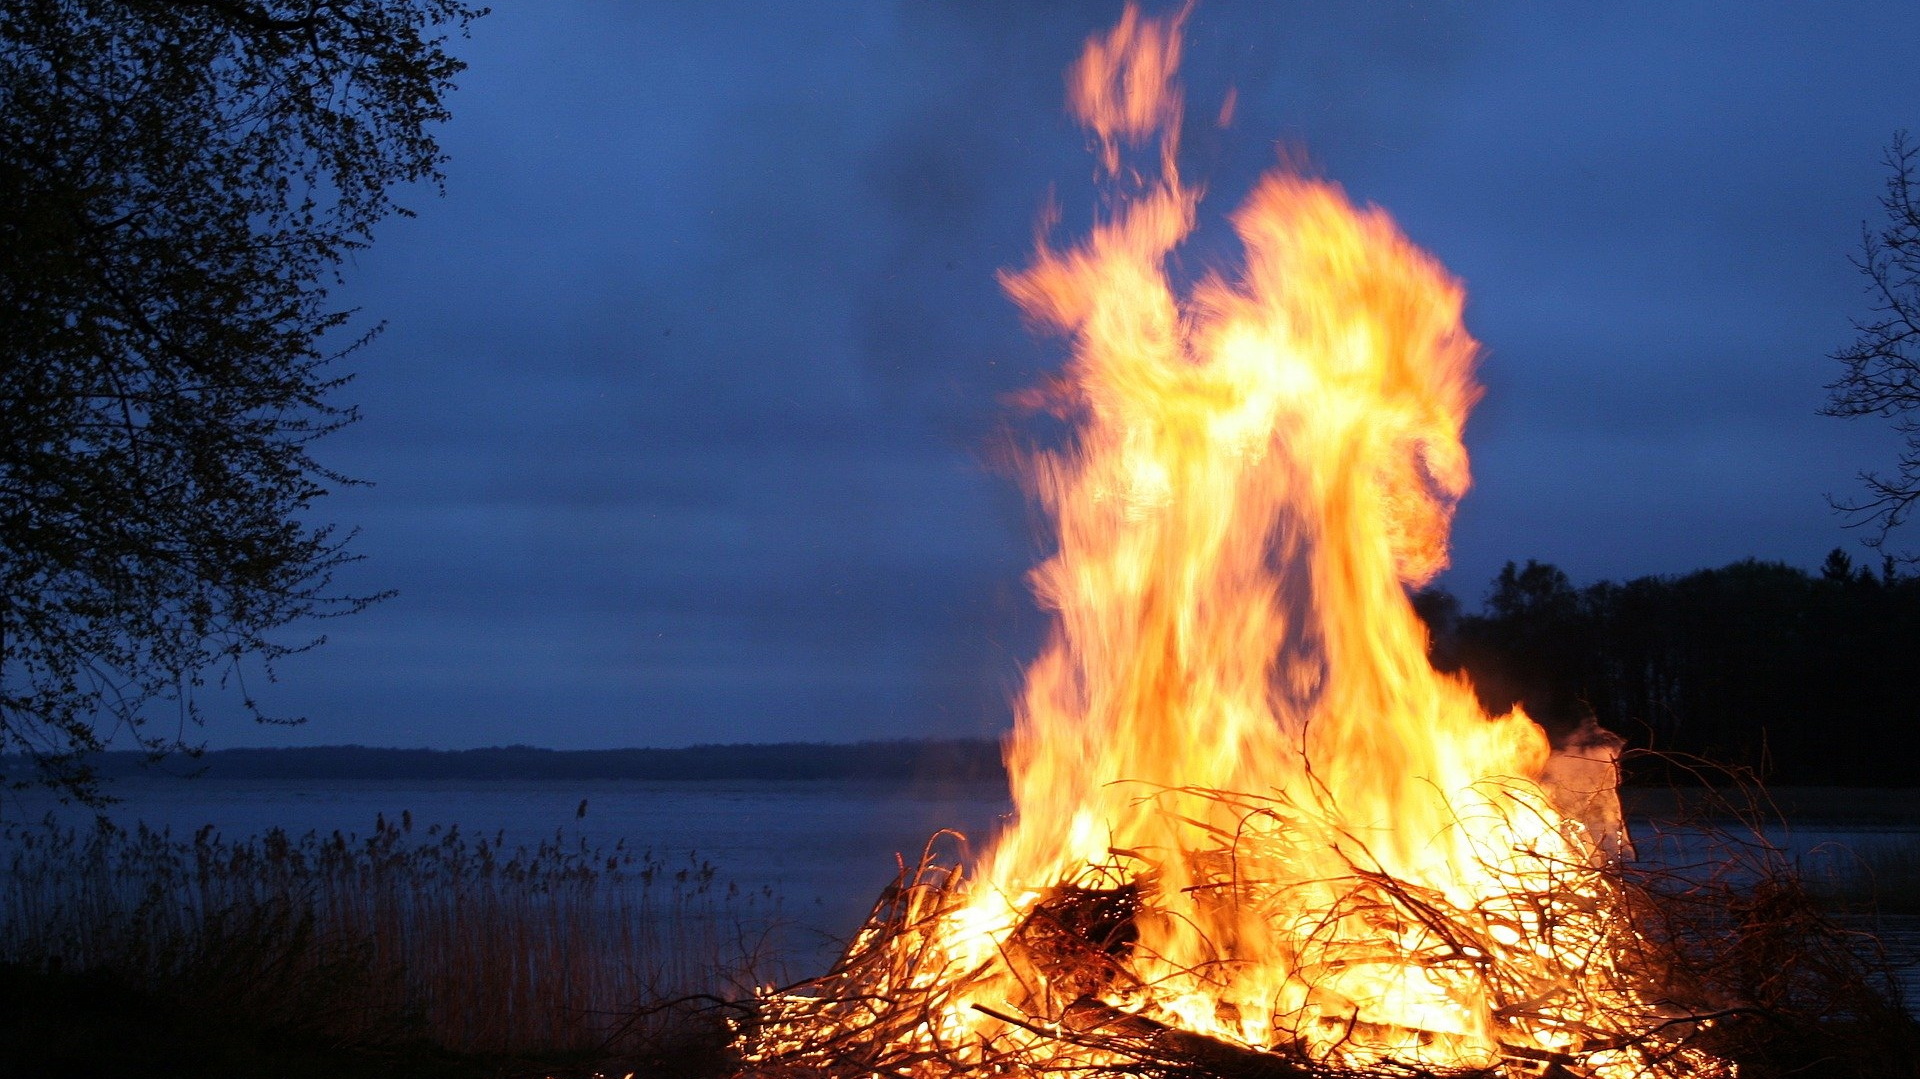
[746,7,1720,1076]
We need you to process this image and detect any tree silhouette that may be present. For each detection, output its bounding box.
[1824,131,1920,556]
[1419,554,1920,786]
[0,0,484,804]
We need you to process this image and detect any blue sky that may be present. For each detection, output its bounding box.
[215,1,1919,749]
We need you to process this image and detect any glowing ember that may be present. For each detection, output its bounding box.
[743,6,1728,1076]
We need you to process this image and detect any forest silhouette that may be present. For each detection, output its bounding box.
[1419,550,1920,786]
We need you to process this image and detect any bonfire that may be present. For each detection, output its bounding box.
[732,8,1891,1078]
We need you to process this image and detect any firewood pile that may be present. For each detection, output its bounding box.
[731,786,1920,1079]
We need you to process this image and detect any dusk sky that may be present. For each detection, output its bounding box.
[214,1,1920,751]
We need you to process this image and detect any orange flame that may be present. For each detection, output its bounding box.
[746,7,1722,1076]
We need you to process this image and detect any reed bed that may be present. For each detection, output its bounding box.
[0,811,784,1061]
[1786,832,1920,916]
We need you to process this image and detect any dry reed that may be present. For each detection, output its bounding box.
[0,811,785,1058]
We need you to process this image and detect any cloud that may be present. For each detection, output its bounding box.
[208,1,1920,751]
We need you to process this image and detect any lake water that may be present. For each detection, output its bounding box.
[8,777,1916,998]
[4,776,1016,967]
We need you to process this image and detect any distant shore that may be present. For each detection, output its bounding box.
[28,743,1920,804]
[15,744,1920,825]
[31,739,1011,784]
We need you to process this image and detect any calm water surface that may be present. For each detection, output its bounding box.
[6,776,1015,959]
[10,778,1916,996]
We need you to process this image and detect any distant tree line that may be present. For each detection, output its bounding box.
[1416,550,1920,786]
[50,739,1009,785]
[32,547,1920,791]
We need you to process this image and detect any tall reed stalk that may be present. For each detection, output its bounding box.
[0,812,782,1055]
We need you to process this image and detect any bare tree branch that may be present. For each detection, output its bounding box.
[1823,131,1920,555]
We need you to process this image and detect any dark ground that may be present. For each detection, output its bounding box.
[0,963,735,1079]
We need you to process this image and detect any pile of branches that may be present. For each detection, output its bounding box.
[730,782,1920,1079]
[1610,777,1920,1078]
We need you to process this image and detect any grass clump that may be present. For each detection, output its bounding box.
[0,812,781,1076]
[1791,832,1920,916]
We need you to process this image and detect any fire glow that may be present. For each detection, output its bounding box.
[744,7,1729,1077]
